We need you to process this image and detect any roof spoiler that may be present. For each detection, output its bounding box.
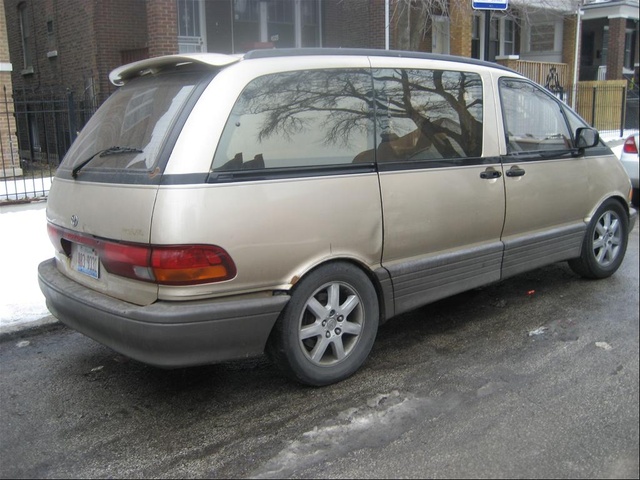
[109,53,241,86]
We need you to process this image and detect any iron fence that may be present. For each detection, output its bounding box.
[565,80,639,137]
[1,86,100,204]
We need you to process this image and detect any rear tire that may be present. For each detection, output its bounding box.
[568,199,629,279]
[267,262,379,386]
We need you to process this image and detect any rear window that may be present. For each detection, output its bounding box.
[58,70,210,180]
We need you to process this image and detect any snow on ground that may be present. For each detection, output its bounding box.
[0,201,53,332]
[252,390,448,479]
[0,132,635,334]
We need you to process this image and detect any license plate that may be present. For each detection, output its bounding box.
[74,244,100,279]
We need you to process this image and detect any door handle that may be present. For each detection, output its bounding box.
[506,166,526,177]
[480,168,502,180]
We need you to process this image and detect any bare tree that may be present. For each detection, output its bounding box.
[392,0,583,51]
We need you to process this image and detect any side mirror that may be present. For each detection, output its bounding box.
[575,127,599,149]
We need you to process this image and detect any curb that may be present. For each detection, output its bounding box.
[0,316,60,341]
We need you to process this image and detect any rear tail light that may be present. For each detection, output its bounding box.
[623,136,638,154]
[101,242,153,281]
[150,245,236,285]
[47,223,236,285]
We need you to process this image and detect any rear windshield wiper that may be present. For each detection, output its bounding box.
[72,146,143,178]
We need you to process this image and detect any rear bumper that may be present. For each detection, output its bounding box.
[38,259,289,367]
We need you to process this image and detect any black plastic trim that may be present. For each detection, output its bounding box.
[376,156,500,172]
[501,144,613,164]
[385,242,504,317]
[55,168,164,185]
[206,163,378,183]
[243,48,516,74]
[160,173,210,185]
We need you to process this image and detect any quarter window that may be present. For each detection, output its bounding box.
[372,69,483,161]
[211,70,374,171]
[500,79,572,154]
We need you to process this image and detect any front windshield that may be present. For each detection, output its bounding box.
[59,71,205,174]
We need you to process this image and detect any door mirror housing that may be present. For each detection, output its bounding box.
[575,127,599,149]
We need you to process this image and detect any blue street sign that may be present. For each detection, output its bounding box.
[472,0,509,10]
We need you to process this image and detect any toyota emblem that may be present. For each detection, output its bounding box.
[70,215,79,227]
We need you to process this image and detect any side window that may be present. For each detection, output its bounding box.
[372,68,483,162]
[563,106,589,141]
[499,79,572,154]
[211,69,374,171]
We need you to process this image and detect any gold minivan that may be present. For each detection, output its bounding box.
[38,49,637,386]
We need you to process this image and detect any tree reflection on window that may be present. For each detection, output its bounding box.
[212,69,374,170]
[211,67,484,171]
[371,69,483,162]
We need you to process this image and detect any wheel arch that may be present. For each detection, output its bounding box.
[585,194,632,224]
[285,257,392,326]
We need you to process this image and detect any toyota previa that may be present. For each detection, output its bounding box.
[39,49,637,386]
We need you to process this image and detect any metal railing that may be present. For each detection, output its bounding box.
[1,86,100,204]
[570,80,638,136]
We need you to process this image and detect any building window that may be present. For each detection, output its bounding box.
[503,19,515,56]
[601,27,609,66]
[489,17,500,60]
[178,0,205,53]
[432,16,450,55]
[301,0,320,47]
[472,15,481,59]
[472,14,516,60]
[231,0,320,51]
[18,3,33,70]
[624,29,635,70]
[234,0,260,22]
[267,0,293,24]
[267,0,294,46]
[529,23,555,52]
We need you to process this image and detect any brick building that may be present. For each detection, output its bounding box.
[5,0,597,103]
[0,0,20,178]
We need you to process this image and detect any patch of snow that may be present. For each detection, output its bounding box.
[0,203,52,330]
[252,390,459,479]
[595,341,613,351]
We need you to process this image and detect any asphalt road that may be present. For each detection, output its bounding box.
[1,224,638,479]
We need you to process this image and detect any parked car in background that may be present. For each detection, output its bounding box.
[620,133,639,205]
[38,49,637,386]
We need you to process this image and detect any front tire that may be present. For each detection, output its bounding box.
[267,262,379,386]
[568,199,629,279]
